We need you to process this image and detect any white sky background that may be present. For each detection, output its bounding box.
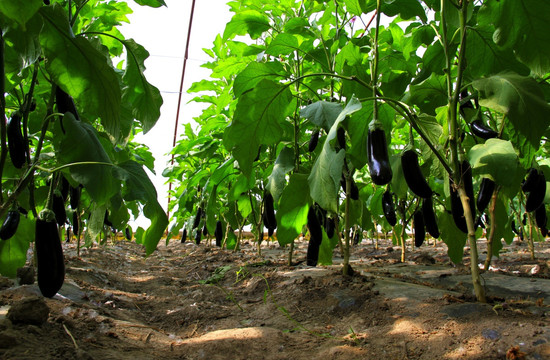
[120,1,233,228]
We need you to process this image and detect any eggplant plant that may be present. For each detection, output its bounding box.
[0,0,168,283]
[163,0,550,303]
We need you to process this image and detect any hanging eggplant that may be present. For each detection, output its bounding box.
[401,149,432,198]
[367,126,392,185]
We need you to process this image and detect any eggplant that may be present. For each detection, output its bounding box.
[325,217,335,238]
[0,210,20,240]
[476,178,495,214]
[306,206,323,267]
[525,172,546,212]
[36,212,65,298]
[422,197,440,238]
[7,113,27,169]
[192,207,202,229]
[401,150,432,198]
[215,220,223,246]
[55,86,79,119]
[263,193,277,230]
[535,205,547,230]
[308,130,320,152]
[382,190,397,227]
[367,127,392,185]
[413,210,425,247]
[470,120,498,140]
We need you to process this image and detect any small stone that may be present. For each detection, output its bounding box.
[16,266,35,285]
[6,296,50,326]
[482,328,501,341]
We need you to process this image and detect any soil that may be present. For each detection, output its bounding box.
[0,235,549,360]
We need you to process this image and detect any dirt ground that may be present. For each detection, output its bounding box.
[0,234,549,360]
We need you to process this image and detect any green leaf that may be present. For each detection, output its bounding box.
[266,33,304,56]
[478,0,550,76]
[116,161,168,255]
[0,215,33,278]
[468,139,520,188]
[473,73,550,153]
[465,25,529,78]
[39,6,121,139]
[223,80,294,178]
[132,0,166,7]
[0,0,42,28]
[334,42,363,74]
[300,101,343,132]
[318,229,339,265]
[205,185,218,235]
[85,203,108,245]
[223,10,271,40]
[439,210,467,264]
[121,39,163,134]
[308,98,362,213]
[3,14,42,74]
[390,155,408,199]
[267,147,295,202]
[276,174,310,246]
[57,113,119,205]
[344,0,376,16]
[490,196,513,257]
[409,73,447,115]
[382,0,427,22]
[237,195,253,220]
[233,62,286,98]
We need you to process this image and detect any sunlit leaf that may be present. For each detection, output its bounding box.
[223,80,294,177]
[276,174,310,246]
[39,6,121,139]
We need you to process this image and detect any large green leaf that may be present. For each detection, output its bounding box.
[116,160,168,255]
[308,98,362,213]
[233,62,286,98]
[266,33,311,57]
[439,210,467,264]
[409,73,447,115]
[39,6,121,139]
[468,139,520,188]
[0,215,34,278]
[3,14,42,74]
[223,80,294,177]
[276,174,310,246]
[478,0,550,76]
[57,113,120,205]
[0,0,42,28]
[121,39,163,134]
[473,73,550,153]
[266,147,295,202]
[465,25,529,79]
[223,10,271,40]
[300,101,343,132]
